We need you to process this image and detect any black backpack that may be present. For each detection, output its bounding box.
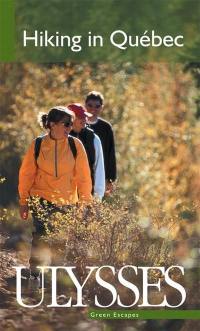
[34,135,77,161]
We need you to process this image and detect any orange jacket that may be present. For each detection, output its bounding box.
[18,134,92,205]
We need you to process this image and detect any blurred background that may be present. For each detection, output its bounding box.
[0,62,200,212]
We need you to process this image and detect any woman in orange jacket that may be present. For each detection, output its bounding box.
[18,106,92,278]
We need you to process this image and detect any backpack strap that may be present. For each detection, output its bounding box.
[68,135,77,159]
[34,136,43,161]
[34,135,77,161]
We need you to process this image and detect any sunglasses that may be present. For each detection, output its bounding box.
[60,120,73,127]
[86,103,102,109]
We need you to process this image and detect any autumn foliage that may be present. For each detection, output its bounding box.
[0,63,199,212]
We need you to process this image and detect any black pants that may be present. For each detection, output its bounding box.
[29,198,68,273]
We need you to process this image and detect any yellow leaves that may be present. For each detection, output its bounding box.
[138,216,150,229]
[145,127,157,138]
[24,86,35,98]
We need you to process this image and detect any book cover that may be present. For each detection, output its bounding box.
[0,0,199,330]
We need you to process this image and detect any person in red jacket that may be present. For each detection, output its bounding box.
[68,103,105,200]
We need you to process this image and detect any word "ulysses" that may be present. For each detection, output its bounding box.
[14,265,186,308]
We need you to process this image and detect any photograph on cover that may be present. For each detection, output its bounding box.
[0,0,200,330]
[0,61,199,331]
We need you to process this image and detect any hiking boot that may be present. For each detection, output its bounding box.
[30,271,40,279]
[21,268,31,279]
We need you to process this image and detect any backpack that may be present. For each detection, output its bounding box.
[70,128,95,186]
[34,135,77,161]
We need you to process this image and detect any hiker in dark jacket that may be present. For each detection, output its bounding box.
[68,103,105,200]
[85,91,117,195]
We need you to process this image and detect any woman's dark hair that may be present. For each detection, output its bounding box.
[85,91,104,105]
[38,106,74,129]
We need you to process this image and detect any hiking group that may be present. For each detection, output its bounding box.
[18,91,117,278]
